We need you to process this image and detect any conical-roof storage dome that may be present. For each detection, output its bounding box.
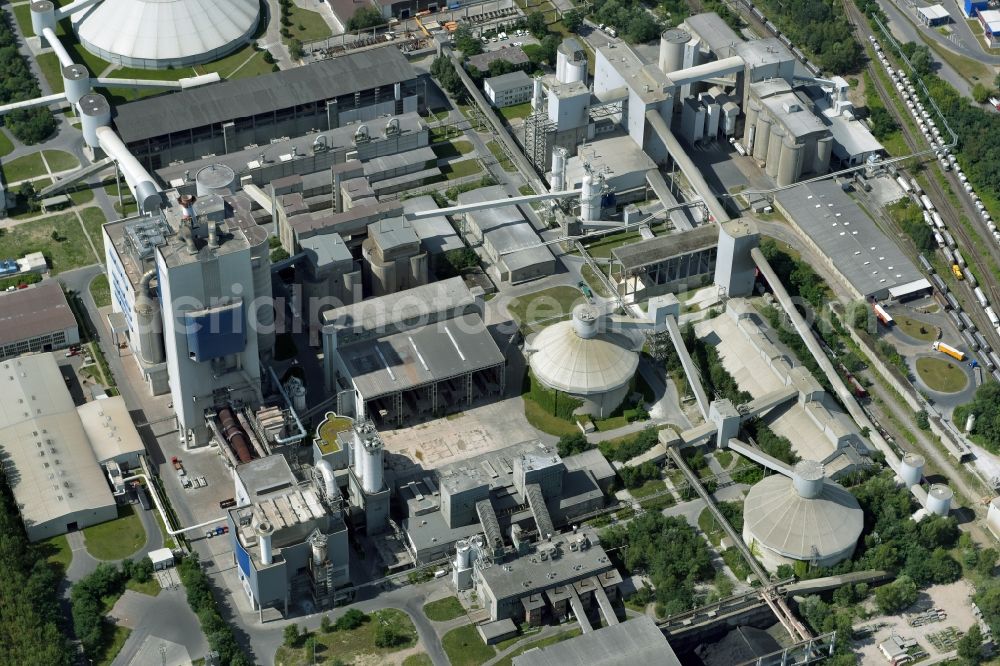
[74,0,260,69]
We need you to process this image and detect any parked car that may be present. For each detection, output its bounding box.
[578,281,593,298]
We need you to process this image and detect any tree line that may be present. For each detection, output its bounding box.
[0,474,72,665]
[0,12,56,144]
[752,0,863,73]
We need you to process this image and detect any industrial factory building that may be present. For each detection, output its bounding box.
[609,225,719,298]
[456,186,556,284]
[0,280,80,360]
[400,439,615,566]
[113,48,420,169]
[0,353,145,541]
[228,454,351,617]
[321,278,506,426]
[773,180,929,300]
[512,616,679,666]
[103,171,274,447]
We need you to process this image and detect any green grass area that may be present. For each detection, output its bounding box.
[593,415,628,431]
[422,596,466,622]
[94,625,131,666]
[441,159,483,180]
[432,140,474,159]
[36,52,65,94]
[495,627,543,651]
[499,102,533,121]
[581,263,612,298]
[697,507,727,547]
[67,40,113,77]
[518,184,535,196]
[524,398,581,437]
[896,313,940,342]
[0,209,103,273]
[403,655,434,666]
[285,4,333,43]
[90,272,111,308]
[441,624,496,666]
[67,184,96,206]
[42,150,79,172]
[81,504,146,560]
[81,207,108,254]
[2,152,47,182]
[38,534,73,572]
[125,578,161,596]
[0,129,14,158]
[923,36,992,83]
[630,479,666,499]
[507,285,585,327]
[861,70,908,157]
[486,140,516,172]
[583,230,640,259]
[915,356,968,393]
[494,629,582,666]
[274,609,417,665]
[715,449,733,469]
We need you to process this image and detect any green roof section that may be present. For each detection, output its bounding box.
[315,412,353,454]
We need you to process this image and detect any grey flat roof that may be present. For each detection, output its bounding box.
[596,43,671,104]
[735,37,793,68]
[321,276,475,331]
[0,354,115,532]
[774,180,923,297]
[760,91,828,139]
[612,225,718,270]
[685,12,744,57]
[467,47,529,71]
[301,233,353,269]
[437,440,554,496]
[565,135,655,188]
[236,455,297,498]
[478,529,612,601]
[115,47,414,143]
[402,196,464,255]
[512,616,678,666]
[485,70,533,93]
[0,280,77,346]
[369,217,421,251]
[339,312,504,399]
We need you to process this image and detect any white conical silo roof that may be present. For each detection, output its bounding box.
[74,0,260,66]
[528,305,639,396]
[743,466,863,561]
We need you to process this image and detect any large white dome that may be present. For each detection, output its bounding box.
[73,0,260,69]
[528,304,639,396]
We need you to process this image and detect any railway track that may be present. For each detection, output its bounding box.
[842,0,1000,354]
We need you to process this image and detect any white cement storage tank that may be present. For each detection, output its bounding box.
[926,484,953,516]
[658,28,689,74]
[78,92,111,148]
[550,147,566,192]
[63,64,90,105]
[358,425,384,494]
[753,115,772,162]
[899,453,925,486]
[257,520,274,566]
[454,539,472,569]
[555,38,587,84]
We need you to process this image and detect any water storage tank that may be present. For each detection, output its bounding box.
[195,164,237,197]
[78,92,111,148]
[62,64,90,105]
[360,435,384,494]
[900,452,925,486]
[753,115,772,162]
[454,539,472,569]
[133,270,164,365]
[658,28,689,74]
[926,484,953,516]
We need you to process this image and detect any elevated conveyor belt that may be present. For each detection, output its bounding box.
[664,314,710,419]
[525,483,555,540]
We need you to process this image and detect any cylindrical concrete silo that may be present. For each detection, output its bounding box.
[926,484,953,516]
[753,114,772,162]
[814,135,833,174]
[62,64,90,105]
[900,453,925,486]
[659,28,689,74]
[532,77,544,112]
[360,436,384,494]
[454,540,472,569]
[133,270,164,365]
[580,173,599,221]
[195,163,237,197]
[743,99,760,153]
[777,136,803,187]
[765,125,784,178]
[792,460,825,499]
[257,521,274,565]
[550,147,566,192]
[78,93,111,148]
[30,0,56,36]
[245,224,275,359]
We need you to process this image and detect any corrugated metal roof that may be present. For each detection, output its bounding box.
[0,280,77,347]
[114,47,415,143]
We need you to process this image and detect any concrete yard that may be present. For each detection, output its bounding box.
[379,396,551,471]
[854,579,979,663]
